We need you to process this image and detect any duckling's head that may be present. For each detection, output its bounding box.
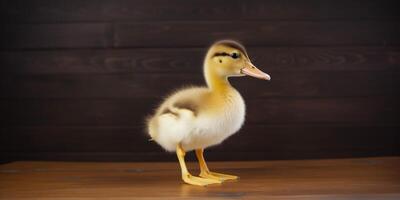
[204,40,271,81]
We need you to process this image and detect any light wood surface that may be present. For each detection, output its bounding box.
[0,157,399,199]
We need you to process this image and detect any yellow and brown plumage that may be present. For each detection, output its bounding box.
[146,40,270,186]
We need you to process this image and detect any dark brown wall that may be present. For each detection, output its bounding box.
[1,0,399,162]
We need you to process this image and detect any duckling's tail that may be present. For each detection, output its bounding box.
[146,115,159,140]
[146,108,195,152]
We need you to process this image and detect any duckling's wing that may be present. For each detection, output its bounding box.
[156,87,209,117]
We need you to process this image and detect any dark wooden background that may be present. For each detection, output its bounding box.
[0,0,399,162]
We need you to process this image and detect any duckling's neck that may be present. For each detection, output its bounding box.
[204,68,232,95]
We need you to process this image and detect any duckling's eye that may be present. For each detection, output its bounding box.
[231,52,240,59]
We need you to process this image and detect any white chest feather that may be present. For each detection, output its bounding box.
[182,91,246,150]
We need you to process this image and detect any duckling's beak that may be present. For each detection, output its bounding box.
[241,61,271,80]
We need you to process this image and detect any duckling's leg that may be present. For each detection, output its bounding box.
[195,149,239,181]
[176,144,221,186]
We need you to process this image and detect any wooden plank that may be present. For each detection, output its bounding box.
[1,97,398,126]
[0,0,242,22]
[1,125,398,161]
[0,158,399,199]
[2,21,400,49]
[1,0,399,23]
[242,0,400,20]
[114,21,400,47]
[1,47,399,75]
[1,71,399,98]
[0,23,113,49]
[0,126,159,153]
[246,97,399,125]
[0,48,203,74]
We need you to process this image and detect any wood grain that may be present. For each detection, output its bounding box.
[0,157,399,199]
[242,0,400,20]
[1,47,399,75]
[2,21,400,49]
[1,23,113,49]
[1,71,399,98]
[114,21,400,47]
[1,0,399,23]
[1,125,398,162]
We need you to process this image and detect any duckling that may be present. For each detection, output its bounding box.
[146,40,270,186]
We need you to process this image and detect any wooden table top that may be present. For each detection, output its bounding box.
[1,157,399,200]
